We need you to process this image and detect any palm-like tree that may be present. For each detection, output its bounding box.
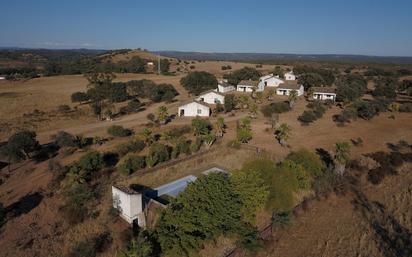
[288,90,298,108]
[275,123,291,147]
[215,117,225,137]
[203,132,216,149]
[140,128,154,146]
[249,103,258,118]
[307,87,314,100]
[157,106,169,124]
[267,88,275,101]
[334,141,351,175]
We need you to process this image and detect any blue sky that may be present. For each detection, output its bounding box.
[1,0,412,56]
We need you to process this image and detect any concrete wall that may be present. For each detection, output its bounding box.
[197,92,225,104]
[237,85,254,92]
[313,93,336,101]
[217,84,236,93]
[178,102,210,117]
[285,72,296,80]
[112,186,143,224]
[276,85,304,96]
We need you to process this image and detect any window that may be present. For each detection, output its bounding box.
[197,109,202,114]
[214,98,221,104]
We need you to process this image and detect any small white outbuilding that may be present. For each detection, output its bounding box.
[217,80,236,93]
[112,185,145,226]
[312,87,337,101]
[178,100,211,117]
[258,74,284,91]
[196,90,225,104]
[284,71,296,81]
[276,83,304,96]
[237,80,258,92]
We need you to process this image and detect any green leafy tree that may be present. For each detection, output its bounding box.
[288,90,298,108]
[202,132,216,149]
[120,238,153,257]
[334,141,351,175]
[156,173,242,257]
[191,117,211,136]
[140,128,155,146]
[78,151,104,173]
[280,160,311,190]
[231,170,269,223]
[223,67,261,85]
[272,66,284,78]
[298,73,325,90]
[117,154,146,175]
[275,123,291,147]
[224,94,237,112]
[180,71,218,95]
[237,118,252,143]
[157,106,169,124]
[287,149,325,177]
[215,117,225,137]
[5,130,39,160]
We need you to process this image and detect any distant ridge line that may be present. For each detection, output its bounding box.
[154,50,412,64]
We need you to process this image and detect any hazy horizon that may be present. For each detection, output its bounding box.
[1,0,412,57]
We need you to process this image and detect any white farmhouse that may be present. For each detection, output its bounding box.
[217,80,236,93]
[258,74,284,91]
[285,71,296,81]
[276,83,304,96]
[312,87,337,101]
[178,100,210,117]
[196,90,225,104]
[112,185,146,226]
[237,80,258,92]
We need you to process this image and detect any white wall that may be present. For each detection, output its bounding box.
[276,85,304,96]
[313,93,336,101]
[237,85,254,92]
[112,186,143,224]
[285,72,296,81]
[197,92,225,104]
[178,102,210,117]
[217,84,235,93]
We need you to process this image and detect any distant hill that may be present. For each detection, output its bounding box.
[100,49,174,63]
[155,51,412,64]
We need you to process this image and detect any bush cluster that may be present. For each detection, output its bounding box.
[298,101,327,124]
[261,102,291,117]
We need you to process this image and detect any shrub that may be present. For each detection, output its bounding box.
[261,102,290,117]
[298,110,317,124]
[78,151,104,172]
[191,117,211,136]
[71,92,90,103]
[62,182,93,224]
[399,103,412,112]
[148,143,171,164]
[57,104,71,113]
[117,154,146,175]
[287,149,325,177]
[190,137,202,153]
[127,99,142,112]
[52,131,76,148]
[107,125,132,137]
[115,140,145,157]
[69,232,112,257]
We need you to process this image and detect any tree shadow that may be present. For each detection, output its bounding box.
[351,189,412,257]
[6,192,43,219]
[316,148,334,168]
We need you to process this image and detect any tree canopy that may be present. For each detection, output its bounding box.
[180,71,218,95]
